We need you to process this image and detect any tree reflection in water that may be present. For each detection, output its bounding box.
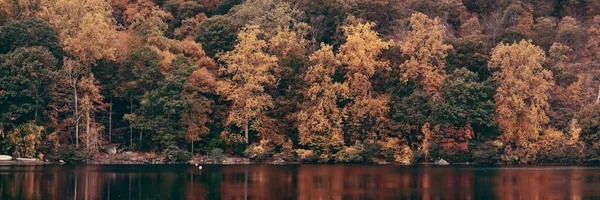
[1,165,600,199]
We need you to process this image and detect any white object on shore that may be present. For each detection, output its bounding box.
[198,166,202,169]
[195,163,198,166]
[0,155,12,161]
[435,158,449,165]
[16,158,37,162]
[59,160,65,164]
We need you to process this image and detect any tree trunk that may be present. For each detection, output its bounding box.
[74,82,79,148]
[139,130,142,149]
[244,119,249,144]
[86,111,90,150]
[596,85,600,104]
[130,97,133,148]
[191,141,194,155]
[109,98,112,143]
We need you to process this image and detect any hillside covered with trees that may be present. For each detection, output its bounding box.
[2,0,600,164]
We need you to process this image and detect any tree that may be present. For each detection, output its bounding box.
[556,16,585,52]
[0,47,58,132]
[39,0,118,65]
[123,0,173,42]
[297,44,347,153]
[268,24,310,147]
[61,59,83,147]
[5,121,43,158]
[0,18,64,60]
[337,21,391,142]
[431,68,497,140]
[78,74,106,152]
[460,16,483,38]
[122,46,163,148]
[0,0,47,23]
[532,17,557,50]
[399,12,452,95]
[588,16,600,61]
[446,37,491,80]
[489,40,553,163]
[126,55,204,149]
[407,0,469,29]
[217,25,278,144]
[182,67,217,153]
[195,15,238,58]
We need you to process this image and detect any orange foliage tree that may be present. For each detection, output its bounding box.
[489,40,553,163]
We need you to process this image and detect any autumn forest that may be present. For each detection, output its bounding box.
[1,0,600,164]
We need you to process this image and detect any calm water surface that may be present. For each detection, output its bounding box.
[1,164,600,199]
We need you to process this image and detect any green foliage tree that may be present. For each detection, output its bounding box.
[0,47,58,131]
[0,18,64,60]
[431,68,497,140]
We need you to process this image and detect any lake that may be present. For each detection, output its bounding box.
[1,164,600,199]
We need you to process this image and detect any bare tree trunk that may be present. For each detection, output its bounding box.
[74,82,79,148]
[244,119,249,144]
[109,98,112,143]
[66,60,80,147]
[596,85,600,104]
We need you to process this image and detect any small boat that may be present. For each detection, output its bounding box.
[16,158,37,162]
[0,155,12,161]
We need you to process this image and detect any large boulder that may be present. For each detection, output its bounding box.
[435,158,449,165]
[107,146,117,155]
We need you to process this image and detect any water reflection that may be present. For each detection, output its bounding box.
[2,164,600,199]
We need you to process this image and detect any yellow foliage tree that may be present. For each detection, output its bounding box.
[217,25,278,144]
[39,0,118,65]
[337,21,392,141]
[399,12,452,95]
[297,44,347,152]
[123,0,173,42]
[489,40,553,162]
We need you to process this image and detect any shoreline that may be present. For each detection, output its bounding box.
[2,153,595,166]
[0,160,595,166]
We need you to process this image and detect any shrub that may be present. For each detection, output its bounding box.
[471,140,501,164]
[244,140,274,161]
[5,122,43,158]
[208,138,225,150]
[383,148,396,162]
[437,147,472,163]
[360,141,381,163]
[380,138,412,163]
[220,131,247,155]
[537,128,584,163]
[334,143,364,163]
[164,146,192,163]
[51,146,90,163]
[295,149,318,162]
[208,148,225,163]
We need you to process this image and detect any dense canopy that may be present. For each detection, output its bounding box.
[1,0,599,164]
